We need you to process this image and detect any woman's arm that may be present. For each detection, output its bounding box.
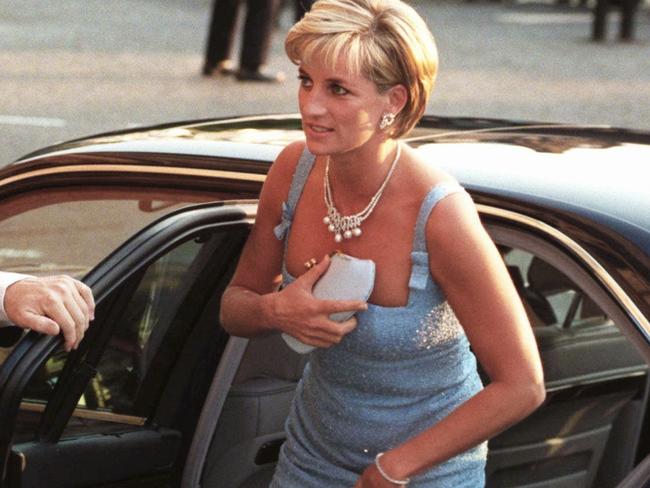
[357,190,545,486]
[220,142,366,344]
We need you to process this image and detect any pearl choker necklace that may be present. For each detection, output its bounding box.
[323,143,401,243]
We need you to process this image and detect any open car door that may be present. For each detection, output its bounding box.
[0,201,254,488]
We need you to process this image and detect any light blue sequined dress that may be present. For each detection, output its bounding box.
[270,149,487,487]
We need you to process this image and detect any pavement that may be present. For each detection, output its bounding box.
[1,0,649,164]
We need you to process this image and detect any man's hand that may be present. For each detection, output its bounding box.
[4,276,95,351]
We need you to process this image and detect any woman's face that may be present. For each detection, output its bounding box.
[297,56,390,156]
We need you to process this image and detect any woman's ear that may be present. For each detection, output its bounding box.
[387,84,408,116]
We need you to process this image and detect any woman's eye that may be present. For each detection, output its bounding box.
[331,84,348,96]
[298,75,312,87]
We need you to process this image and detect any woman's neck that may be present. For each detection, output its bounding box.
[327,139,401,199]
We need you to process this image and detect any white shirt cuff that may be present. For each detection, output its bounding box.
[0,272,32,324]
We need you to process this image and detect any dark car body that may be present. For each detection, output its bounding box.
[0,114,649,488]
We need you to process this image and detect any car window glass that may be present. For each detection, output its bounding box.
[499,246,609,329]
[81,237,204,417]
[18,237,202,416]
[0,186,221,279]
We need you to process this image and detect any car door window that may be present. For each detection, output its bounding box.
[72,236,209,418]
[16,220,248,444]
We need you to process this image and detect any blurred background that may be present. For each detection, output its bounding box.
[1,0,649,165]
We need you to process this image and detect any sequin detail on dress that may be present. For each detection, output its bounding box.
[414,301,464,350]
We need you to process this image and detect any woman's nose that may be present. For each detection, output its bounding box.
[300,89,327,117]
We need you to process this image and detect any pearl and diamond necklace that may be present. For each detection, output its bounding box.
[323,143,401,243]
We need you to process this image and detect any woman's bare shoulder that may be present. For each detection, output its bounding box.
[401,145,459,195]
[399,147,480,245]
[262,140,308,203]
[268,140,307,181]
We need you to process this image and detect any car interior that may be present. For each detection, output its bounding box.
[198,227,649,488]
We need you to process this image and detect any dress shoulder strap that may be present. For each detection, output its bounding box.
[408,182,465,290]
[412,181,465,252]
[273,146,316,241]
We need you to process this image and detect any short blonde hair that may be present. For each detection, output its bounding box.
[285,0,438,138]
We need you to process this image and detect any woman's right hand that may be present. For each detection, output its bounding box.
[266,255,367,348]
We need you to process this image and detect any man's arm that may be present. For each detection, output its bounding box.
[0,272,95,351]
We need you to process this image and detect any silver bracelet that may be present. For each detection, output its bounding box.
[374,452,410,486]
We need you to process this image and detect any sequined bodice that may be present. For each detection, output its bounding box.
[270,148,486,487]
[279,268,481,465]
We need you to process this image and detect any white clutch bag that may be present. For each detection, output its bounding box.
[282,253,376,354]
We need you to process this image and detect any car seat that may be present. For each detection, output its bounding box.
[200,334,306,488]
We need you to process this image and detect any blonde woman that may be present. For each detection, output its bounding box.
[220,0,545,485]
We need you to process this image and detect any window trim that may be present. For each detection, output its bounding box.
[20,401,146,426]
[0,164,265,188]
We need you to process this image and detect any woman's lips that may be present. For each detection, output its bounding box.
[304,123,333,135]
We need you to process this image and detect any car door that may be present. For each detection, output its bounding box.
[0,201,254,488]
[482,218,650,488]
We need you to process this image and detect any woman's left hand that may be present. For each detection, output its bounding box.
[353,464,397,488]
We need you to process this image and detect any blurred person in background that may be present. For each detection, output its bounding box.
[202,0,285,82]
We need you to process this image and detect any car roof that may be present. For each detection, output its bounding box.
[9,113,650,252]
[416,137,650,253]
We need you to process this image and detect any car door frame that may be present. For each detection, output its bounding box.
[0,200,255,487]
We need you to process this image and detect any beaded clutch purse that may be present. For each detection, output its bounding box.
[282,253,376,354]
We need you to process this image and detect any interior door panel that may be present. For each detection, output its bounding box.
[8,429,181,488]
